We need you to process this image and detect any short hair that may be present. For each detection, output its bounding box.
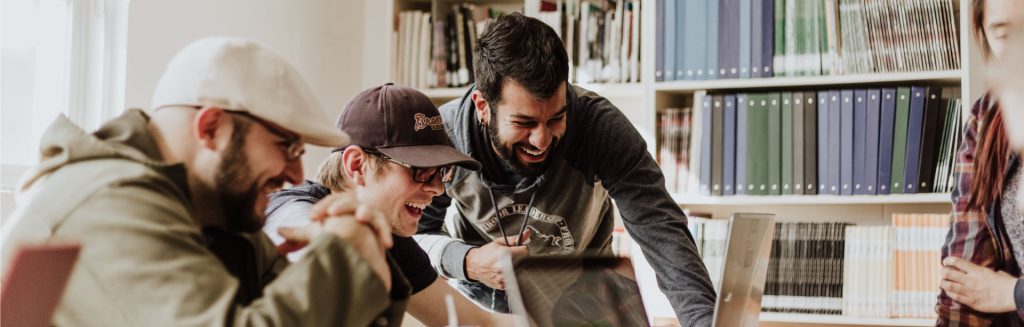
[315,149,385,192]
[473,12,569,106]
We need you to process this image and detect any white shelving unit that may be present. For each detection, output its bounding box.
[759,313,935,327]
[655,70,963,93]
[363,1,973,326]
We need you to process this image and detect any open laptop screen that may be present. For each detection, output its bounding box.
[504,255,649,327]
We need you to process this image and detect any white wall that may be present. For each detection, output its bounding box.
[124,0,366,176]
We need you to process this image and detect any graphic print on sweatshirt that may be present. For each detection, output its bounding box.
[479,203,575,255]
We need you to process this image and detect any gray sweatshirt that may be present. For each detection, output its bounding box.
[414,85,716,325]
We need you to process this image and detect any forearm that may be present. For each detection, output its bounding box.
[408,279,509,326]
[414,233,475,280]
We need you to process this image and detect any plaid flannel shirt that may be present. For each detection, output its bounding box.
[936,94,1021,326]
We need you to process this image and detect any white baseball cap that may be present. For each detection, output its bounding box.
[150,37,349,147]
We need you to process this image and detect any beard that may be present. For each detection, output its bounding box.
[214,121,264,233]
[486,113,559,178]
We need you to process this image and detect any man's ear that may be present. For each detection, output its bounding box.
[470,90,490,125]
[341,146,368,186]
[193,107,229,151]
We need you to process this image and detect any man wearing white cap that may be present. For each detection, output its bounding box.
[0,37,406,326]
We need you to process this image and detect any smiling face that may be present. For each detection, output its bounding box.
[474,80,568,177]
[344,147,445,237]
[215,112,305,233]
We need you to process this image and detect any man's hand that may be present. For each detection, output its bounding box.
[465,230,531,290]
[276,224,322,254]
[305,192,395,290]
[940,256,1018,313]
[310,192,394,249]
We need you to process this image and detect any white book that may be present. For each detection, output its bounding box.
[419,13,432,89]
[629,0,641,83]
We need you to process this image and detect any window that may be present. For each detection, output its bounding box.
[1,0,128,190]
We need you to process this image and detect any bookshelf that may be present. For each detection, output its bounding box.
[363,0,973,326]
[655,70,964,93]
[673,193,951,206]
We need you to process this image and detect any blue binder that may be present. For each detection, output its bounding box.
[864,89,882,195]
[877,88,897,195]
[903,86,928,194]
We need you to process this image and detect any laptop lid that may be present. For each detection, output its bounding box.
[1,243,81,327]
[503,255,649,327]
[711,213,776,327]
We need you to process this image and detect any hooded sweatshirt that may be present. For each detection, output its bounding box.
[414,85,716,326]
[0,110,408,326]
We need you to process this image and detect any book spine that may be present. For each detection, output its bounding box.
[865,89,882,195]
[655,0,666,82]
[841,89,854,195]
[701,94,714,195]
[877,88,897,194]
[793,92,806,195]
[804,92,818,195]
[853,89,868,194]
[782,93,794,194]
[724,94,737,195]
[712,95,725,195]
[769,93,783,195]
[736,93,749,194]
[891,87,912,194]
[902,86,928,194]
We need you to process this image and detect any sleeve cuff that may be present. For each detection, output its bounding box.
[1015,278,1024,319]
[441,241,476,281]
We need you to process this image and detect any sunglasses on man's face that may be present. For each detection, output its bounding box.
[365,149,455,184]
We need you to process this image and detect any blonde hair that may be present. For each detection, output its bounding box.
[315,149,385,192]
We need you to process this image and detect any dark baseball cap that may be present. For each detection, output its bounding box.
[336,83,481,171]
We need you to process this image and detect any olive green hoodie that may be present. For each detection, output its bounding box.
[0,110,408,326]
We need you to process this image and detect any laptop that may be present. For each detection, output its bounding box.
[710,213,776,327]
[503,212,775,327]
[1,243,81,327]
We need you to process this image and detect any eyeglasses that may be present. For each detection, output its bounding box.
[226,110,305,161]
[365,149,454,184]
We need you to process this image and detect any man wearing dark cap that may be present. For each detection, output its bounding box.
[264,83,512,326]
[414,13,717,326]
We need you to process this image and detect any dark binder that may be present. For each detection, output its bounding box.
[751,0,764,78]
[817,91,829,194]
[840,90,854,195]
[719,0,740,79]
[828,90,841,195]
[712,95,725,195]
[902,86,928,194]
[853,90,868,195]
[761,0,775,77]
[864,89,882,195]
[804,92,818,195]
[877,88,897,194]
[917,87,946,193]
[724,94,737,195]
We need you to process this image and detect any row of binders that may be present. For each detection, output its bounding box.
[654,0,961,81]
[658,86,964,196]
[689,213,947,318]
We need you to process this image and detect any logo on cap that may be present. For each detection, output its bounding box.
[414,113,444,131]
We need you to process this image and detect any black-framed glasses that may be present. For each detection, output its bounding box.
[225,110,305,161]
[365,149,454,184]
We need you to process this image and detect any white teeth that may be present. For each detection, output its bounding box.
[521,147,545,156]
[404,202,427,210]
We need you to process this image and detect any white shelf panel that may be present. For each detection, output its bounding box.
[759,313,934,326]
[654,70,963,93]
[420,87,468,99]
[672,193,951,205]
